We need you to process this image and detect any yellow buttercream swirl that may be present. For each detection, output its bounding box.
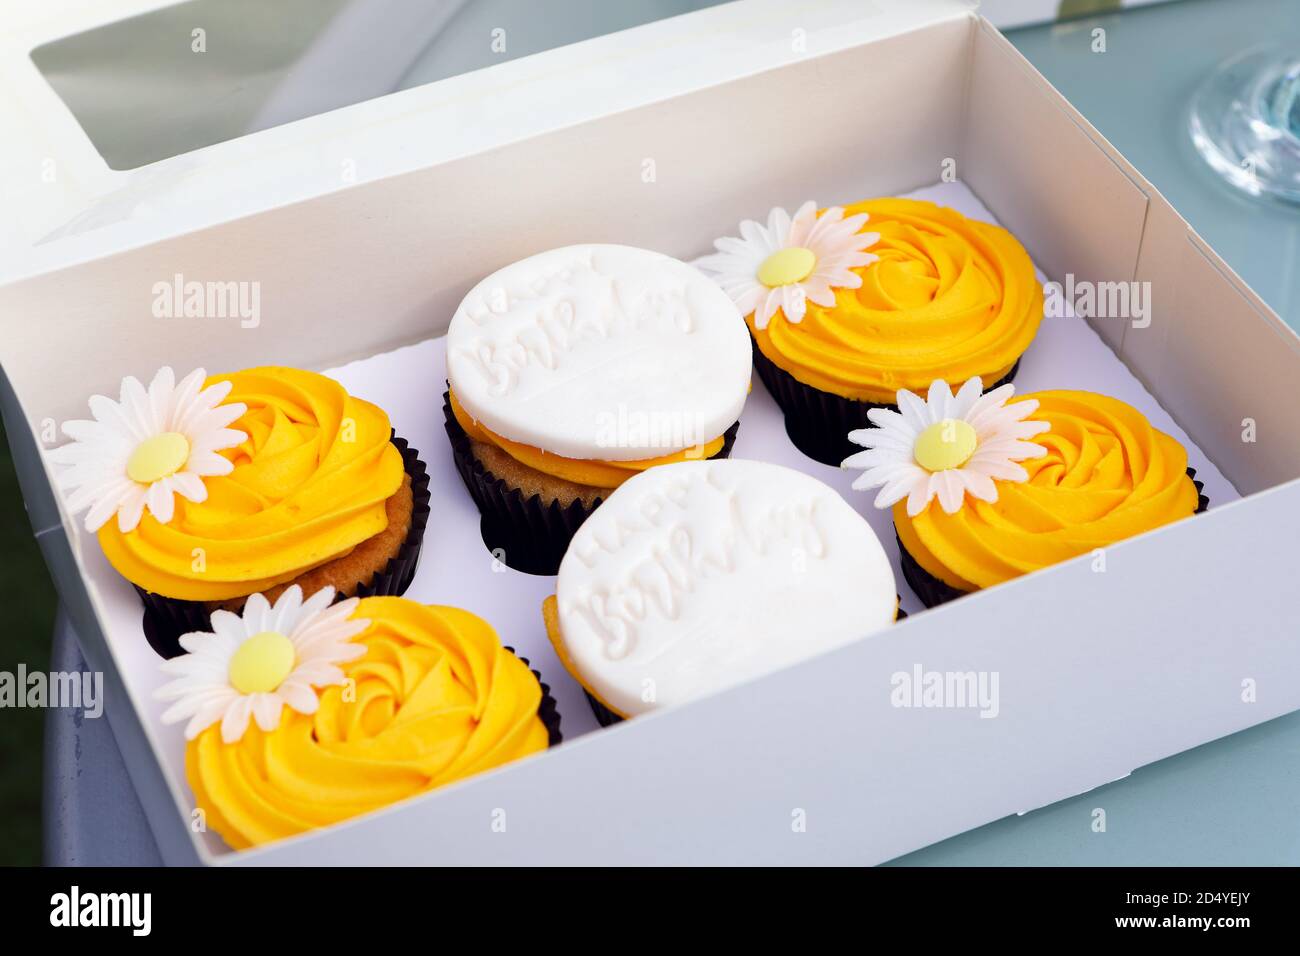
[896,391,1200,591]
[186,598,551,849]
[752,198,1044,404]
[99,367,404,601]
[449,389,725,488]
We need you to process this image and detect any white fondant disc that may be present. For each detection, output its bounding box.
[446,244,751,461]
[555,459,898,717]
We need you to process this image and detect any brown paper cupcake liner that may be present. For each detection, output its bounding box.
[584,691,624,728]
[895,532,969,610]
[583,595,909,727]
[139,433,431,659]
[751,336,1022,467]
[443,388,740,576]
[505,646,564,746]
[897,466,1211,609]
[1189,466,1210,514]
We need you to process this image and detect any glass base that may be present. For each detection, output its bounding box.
[1189,46,1300,205]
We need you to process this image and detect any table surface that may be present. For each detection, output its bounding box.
[45,0,1300,866]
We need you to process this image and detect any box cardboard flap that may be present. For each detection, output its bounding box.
[2,0,976,279]
[963,20,1300,495]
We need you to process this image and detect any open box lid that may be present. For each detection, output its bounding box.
[1,0,976,281]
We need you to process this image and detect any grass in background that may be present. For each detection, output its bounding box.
[0,419,56,866]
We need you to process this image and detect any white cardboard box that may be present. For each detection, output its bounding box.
[2,0,1298,865]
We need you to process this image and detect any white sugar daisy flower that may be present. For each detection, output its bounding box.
[48,367,247,533]
[694,200,879,329]
[155,585,371,744]
[842,377,1050,517]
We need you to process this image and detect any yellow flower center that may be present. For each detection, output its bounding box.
[228,631,296,695]
[757,247,816,287]
[914,419,978,472]
[126,432,190,484]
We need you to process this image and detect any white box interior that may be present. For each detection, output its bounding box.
[2,7,1298,864]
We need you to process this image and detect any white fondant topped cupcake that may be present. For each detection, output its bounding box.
[546,459,898,718]
[446,244,751,461]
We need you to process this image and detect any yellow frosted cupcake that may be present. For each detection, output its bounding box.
[842,378,1207,606]
[697,198,1044,464]
[155,589,559,850]
[49,366,430,656]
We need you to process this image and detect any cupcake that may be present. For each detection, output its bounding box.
[445,243,751,575]
[49,366,430,657]
[696,198,1044,465]
[541,458,898,725]
[154,587,559,850]
[842,377,1208,607]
